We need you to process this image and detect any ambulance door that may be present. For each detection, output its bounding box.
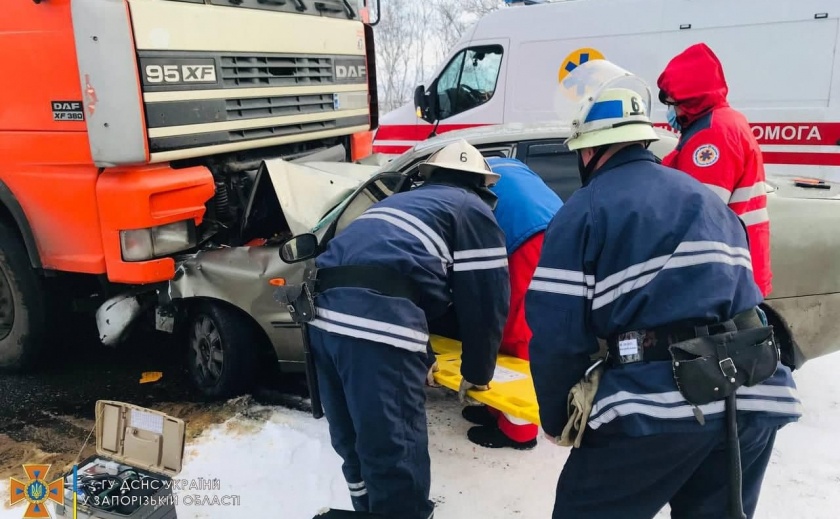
[422,38,509,131]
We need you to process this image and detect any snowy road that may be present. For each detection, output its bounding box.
[2,352,838,519]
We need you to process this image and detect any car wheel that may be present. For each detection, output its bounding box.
[186,301,260,399]
[0,219,46,371]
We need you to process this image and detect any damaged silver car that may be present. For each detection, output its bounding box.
[97,123,840,398]
[96,154,402,397]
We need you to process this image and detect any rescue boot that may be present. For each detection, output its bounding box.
[461,405,496,426]
[467,425,537,450]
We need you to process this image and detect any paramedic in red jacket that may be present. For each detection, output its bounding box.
[657,43,772,296]
[460,157,563,450]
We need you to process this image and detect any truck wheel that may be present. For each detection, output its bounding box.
[0,220,45,370]
[186,301,260,399]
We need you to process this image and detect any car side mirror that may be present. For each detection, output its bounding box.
[279,233,319,263]
[414,84,436,124]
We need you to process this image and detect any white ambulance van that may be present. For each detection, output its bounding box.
[373,0,840,181]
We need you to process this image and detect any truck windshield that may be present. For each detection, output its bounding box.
[202,0,359,21]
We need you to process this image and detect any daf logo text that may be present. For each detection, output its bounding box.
[336,64,366,79]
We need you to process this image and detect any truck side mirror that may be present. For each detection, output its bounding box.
[414,84,436,124]
[279,233,319,263]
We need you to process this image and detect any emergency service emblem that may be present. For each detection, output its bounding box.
[693,144,720,167]
[557,47,605,99]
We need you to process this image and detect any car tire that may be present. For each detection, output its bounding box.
[0,219,46,371]
[186,300,261,399]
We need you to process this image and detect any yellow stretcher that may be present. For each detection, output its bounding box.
[430,335,541,426]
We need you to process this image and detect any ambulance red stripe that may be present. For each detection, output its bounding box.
[373,122,840,166]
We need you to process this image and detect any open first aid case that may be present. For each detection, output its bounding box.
[430,335,541,425]
[55,400,186,519]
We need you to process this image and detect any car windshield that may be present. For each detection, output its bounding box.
[310,172,410,233]
[311,196,352,232]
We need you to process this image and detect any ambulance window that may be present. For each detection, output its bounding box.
[434,45,503,119]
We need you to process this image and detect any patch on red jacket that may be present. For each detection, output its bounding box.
[692,144,720,167]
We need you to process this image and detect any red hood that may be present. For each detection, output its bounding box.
[657,43,729,126]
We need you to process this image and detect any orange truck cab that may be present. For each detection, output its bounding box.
[0,0,378,375]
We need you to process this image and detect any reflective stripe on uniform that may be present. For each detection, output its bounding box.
[527,267,594,297]
[310,308,429,353]
[729,182,766,204]
[588,384,802,430]
[357,213,448,267]
[701,182,767,207]
[347,480,368,497]
[591,241,752,310]
[453,247,509,272]
[529,241,753,309]
[532,267,595,286]
[502,412,533,426]
[740,207,770,227]
[365,207,453,262]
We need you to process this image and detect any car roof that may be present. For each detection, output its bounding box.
[412,121,575,152]
[382,122,679,171]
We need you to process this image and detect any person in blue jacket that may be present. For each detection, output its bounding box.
[526,61,801,518]
[308,140,510,519]
[458,157,563,449]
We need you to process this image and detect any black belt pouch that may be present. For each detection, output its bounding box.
[668,325,779,406]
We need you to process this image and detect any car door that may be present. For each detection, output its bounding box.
[515,139,581,202]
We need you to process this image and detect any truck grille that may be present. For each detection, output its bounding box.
[137,50,369,158]
[148,115,370,154]
[225,93,335,121]
[220,55,334,88]
[144,92,360,128]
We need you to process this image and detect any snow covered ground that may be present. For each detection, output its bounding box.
[3,352,839,519]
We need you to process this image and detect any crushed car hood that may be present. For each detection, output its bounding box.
[261,158,380,236]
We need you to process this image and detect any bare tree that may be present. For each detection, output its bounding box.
[435,0,504,59]
[373,0,505,114]
[373,0,439,113]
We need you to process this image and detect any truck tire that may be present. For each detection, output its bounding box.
[0,219,46,370]
[186,300,261,399]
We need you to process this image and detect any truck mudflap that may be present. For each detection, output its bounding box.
[431,335,540,426]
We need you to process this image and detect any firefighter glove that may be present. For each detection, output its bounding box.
[426,361,440,387]
[458,378,490,405]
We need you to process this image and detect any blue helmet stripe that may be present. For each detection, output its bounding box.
[585,99,624,123]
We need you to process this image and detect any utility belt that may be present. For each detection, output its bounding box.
[275,264,421,326]
[606,309,762,368]
[314,265,421,306]
[606,307,781,407]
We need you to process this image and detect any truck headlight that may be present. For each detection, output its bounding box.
[120,221,197,262]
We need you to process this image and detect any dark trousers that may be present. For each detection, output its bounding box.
[308,327,435,519]
[553,424,778,519]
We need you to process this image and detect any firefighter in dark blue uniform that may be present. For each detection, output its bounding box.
[527,61,801,518]
[308,140,510,519]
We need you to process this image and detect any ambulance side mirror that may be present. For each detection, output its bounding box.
[280,233,319,263]
[414,84,436,124]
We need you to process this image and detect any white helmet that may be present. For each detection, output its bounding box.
[418,139,500,187]
[555,60,660,151]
